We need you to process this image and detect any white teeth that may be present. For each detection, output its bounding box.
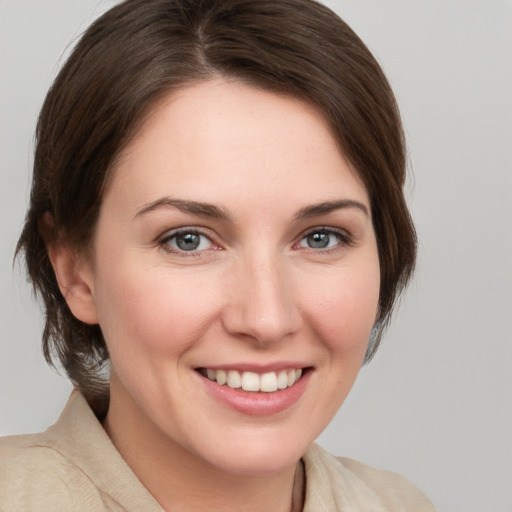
[227,370,242,388]
[260,372,278,392]
[277,370,289,390]
[203,368,304,392]
[241,371,260,392]
[216,369,227,385]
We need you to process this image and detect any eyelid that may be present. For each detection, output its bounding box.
[156,225,354,256]
[158,226,220,256]
[295,226,354,250]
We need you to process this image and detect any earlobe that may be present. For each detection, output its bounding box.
[48,242,99,325]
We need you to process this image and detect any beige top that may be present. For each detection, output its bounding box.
[0,390,435,511]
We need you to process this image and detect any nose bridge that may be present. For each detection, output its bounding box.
[224,247,301,344]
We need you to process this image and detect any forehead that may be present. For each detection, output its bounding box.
[105,79,369,215]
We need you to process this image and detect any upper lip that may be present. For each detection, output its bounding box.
[195,362,311,373]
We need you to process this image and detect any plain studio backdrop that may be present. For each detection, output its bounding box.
[1,1,511,511]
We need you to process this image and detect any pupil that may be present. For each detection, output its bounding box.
[177,233,200,251]
[308,232,329,248]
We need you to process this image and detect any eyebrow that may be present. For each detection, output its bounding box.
[135,197,369,221]
[294,200,369,220]
[135,198,232,220]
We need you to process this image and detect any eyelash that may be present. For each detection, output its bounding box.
[158,226,353,256]
[158,227,216,257]
[295,227,353,253]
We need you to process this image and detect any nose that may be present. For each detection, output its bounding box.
[222,251,302,345]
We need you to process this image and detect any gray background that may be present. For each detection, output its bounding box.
[1,1,511,511]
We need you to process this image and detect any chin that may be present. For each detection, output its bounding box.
[208,444,306,476]
[185,424,315,476]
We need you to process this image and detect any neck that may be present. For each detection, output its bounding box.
[103,380,305,512]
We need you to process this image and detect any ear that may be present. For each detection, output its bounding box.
[48,241,99,325]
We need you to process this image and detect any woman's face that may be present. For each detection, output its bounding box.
[81,79,380,475]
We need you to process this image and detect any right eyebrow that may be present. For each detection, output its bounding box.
[134,197,232,221]
[294,199,370,220]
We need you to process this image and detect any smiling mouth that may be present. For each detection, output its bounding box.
[197,368,308,393]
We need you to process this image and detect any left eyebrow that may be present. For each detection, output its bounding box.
[294,200,369,220]
[134,197,232,220]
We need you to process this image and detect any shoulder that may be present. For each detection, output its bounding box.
[303,444,436,512]
[0,391,162,512]
[0,432,85,511]
[337,456,435,511]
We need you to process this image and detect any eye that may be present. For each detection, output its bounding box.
[298,228,350,250]
[160,229,214,254]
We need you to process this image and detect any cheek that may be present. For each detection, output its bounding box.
[93,264,223,362]
[300,263,380,355]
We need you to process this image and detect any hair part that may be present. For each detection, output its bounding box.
[17,0,416,402]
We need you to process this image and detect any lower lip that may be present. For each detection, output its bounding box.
[198,370,312,416]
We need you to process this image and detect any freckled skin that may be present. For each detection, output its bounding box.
[72,79,380,507]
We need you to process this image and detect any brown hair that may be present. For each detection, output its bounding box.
[17,0,416,402]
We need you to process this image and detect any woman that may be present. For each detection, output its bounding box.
[0,0,435,510]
